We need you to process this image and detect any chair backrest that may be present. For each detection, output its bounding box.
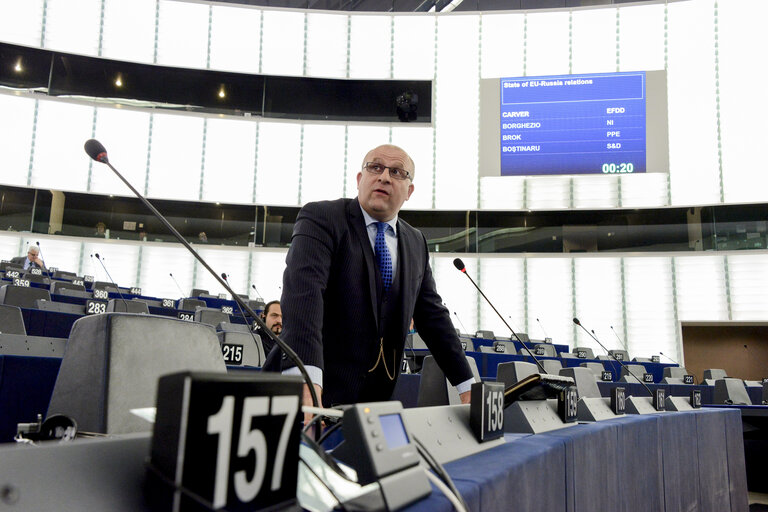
[190,288,209,297]
[217,331,265,367]
[572,346,595,359]
[417,355,480,407]
[713,378,752,405]
[620,364,647,383]
[607,349,630,362]
[92,281,119,293]
[579,362,605,378]
[478,345,498,354]
[492,341,517,355]
[106,299,150,314]
[0,304,26,334]
[559,352,577,359]
[663,366,688,379]
[47,313,227,434]
[34,299,85,315]
[52,270,77,280]
[533,344,557,357]
[0,284,51,309]
[703,368,728,380]
[217,321,251,334]
[50,280,86,294]
[475,330,495,340]
[541,359,563,375]
[194,306,230,327]
[22,273,50,285]
[177,298,206,311]
[496,361,539,388]
[559,367,601,399]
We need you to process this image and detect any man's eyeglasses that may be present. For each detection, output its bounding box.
[363,162,411,181]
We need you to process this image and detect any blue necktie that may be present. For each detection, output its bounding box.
[374,222,393,293]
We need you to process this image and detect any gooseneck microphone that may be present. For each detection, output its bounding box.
[84,139,318,410]
[573,318,653,397]
[453,258,546,373]
[35,241,47,271]
[658,351,681,366]
[92,253,131,310]
[536,318,550,340]
[251,284,264,301]
[610,325,631,353]
[168,272,185,298]
[452,311,468,334]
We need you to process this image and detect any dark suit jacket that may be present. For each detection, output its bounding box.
[270,198,472,406]
[9,256,43,270]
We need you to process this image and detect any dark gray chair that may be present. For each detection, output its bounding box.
[572,346,595,359]
[35,299,86,315]
[475,330,495,340]
[619,364,647,384]
[713,378,751,405]
[559,367,601,399]
[0,284,51,309]
[216,331,265,367]
[195,306,230,327]
[540,359,563,375]
[496,361,539,388]
[106,299,150,314]
[0,304,26,334]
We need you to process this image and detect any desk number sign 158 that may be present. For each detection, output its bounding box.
[147,372,303,512]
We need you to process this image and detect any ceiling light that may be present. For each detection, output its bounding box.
[14,58,22,73]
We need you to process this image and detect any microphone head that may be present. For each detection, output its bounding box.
[221,272,228,280]
[36,241,40,246]
[572,317,581,325]
[453,258,465,272]
[84,139,109,163]
[94,253,100,259]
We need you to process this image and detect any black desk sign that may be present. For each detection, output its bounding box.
[470,381,504,442]
[177,312,194,321]
[6,269,20,279]
[161,298,175,308]
[611,387,626,414]
[494,343,505,353]
[222,344,243,365]
[148,372,302,512]
[12,278,30,287]
[535,346,545,356]
[93,289,109,300]
[29,267,42,275]
[614,352,624,361]
[558,386,578,423]
[85,299,107,315]
[83,275,94,283]
[651,355,660,363]
[601,371,613,382]
[683,375,695,385]
[653,389,666,411]
[643,373,654,383]
[221,305,234,315]
[460,341,467,351]
[690,389,702,408]
[576,350,587,359]
[130,287,141,295]
[72,278,85,287]
[48,266,58,273]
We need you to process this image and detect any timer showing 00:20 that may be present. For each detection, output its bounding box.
[602,162,634,174]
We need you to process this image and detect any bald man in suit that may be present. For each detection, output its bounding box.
[265,145,474,409]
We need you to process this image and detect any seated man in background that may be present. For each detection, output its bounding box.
[11,245,46,270]
[257,300,282,355]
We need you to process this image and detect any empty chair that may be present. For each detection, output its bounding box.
[596,355,612,360]
[217,321,252,334]
[572,346,595,359]
[496,361,539,388]
[52,270,77,280]
[713,378,752,405]
[479,345,500,354]
[0,262,23,272]
[47,313,227,434]
[0,304,26,334]
[493,341,517,354]
[416,355,480,407]
[50,280,86,295]
[703,369,728,386]
[190,288,209,297]
[632,357,653,363]
[763,382,768,405]
[559,367,601,399]
[34,299,86,315]
[177,298,206,311]
[475,330,495,340]
[195,306,230,327]
[559,352,577,359]
[0,284,51,309]
[607,349,630,362]
[663,367,689,379]
[540,359,563,375]
[533,343,557,357]
[22,273,50,285]
[106,299,149,314]
[580,362,606,378]
[619,364,648,383]
[92,281,119,293]
[216,331,265,367]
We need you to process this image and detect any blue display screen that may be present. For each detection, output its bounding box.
[379,413,409,450]
[499,72,646,176]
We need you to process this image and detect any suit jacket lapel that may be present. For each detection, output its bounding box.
[348,199,379,326]
[397,220,417,325]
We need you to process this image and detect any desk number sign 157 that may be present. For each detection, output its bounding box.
[147,372,303,512]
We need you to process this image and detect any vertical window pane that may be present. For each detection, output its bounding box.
[571,8,616,74]
[728,254,768,321]
[250,250,288,303]
[481,13,525,79]
[527,258,573,346]
[300,124,346,205]
[573,257,624,353]
[620,173,669,208]
[433,254,478,334]
[525,11,570,76]
[345,125,391,199]
[349,14,391,79]
[34,237,82,276]
[306,13,348,79]
[209,5,262,74]
[255,122,301,206]
[139,244,195,299]
[194,247,250,298]
[0,0,44,47]
[667,0,719,205]
[147,113,204,200]
[102,0,156,63]
[526,176,570,210]
[479,177,525,210]
[573,176,619,209]
[479,256,525,337]
[202,117,257,204]
[391,126,434,211]
[82,241,139,288]
[0,94,35,187]
[31,100,92,192]
[44,0,101,55]
[434,15,479,210]
[156,0,209,68]
[393,15,435,80]
[675,255,728,322]
[718,0,768,203]
[618,3,665,72]
[91,107,151,196]
[261,10,304,76]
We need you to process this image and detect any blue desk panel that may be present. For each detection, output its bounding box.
[0,355,61,442]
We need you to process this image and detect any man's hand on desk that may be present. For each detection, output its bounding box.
[460,390,471,404]
[302,383,324,424]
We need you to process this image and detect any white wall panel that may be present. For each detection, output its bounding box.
[479,177,525,210]
[572,175,619,209]
[146,113,204,201]
[348,15,391,79]
[250,249,288,303]
[524,11,570,77]
[0,0,44,47]
[526,176,570,210]
[391,126,434,211]
[617,3,665,72]
[102,0,156,63]
[261,10,304,76]
[193,247,250,298]
[81,241,140,288]
[156,0,209,68]
[0,94,35,186]
[393,15,435,80]
[202,117,257,204]
[91,107,151,195]
[139,244,195,299]
[433,253,479,334]
[478,257,525,338]
[573,257,624,354]
[44,0,101,55]
[526,257,573,347]
[727,253,768,321]
[254,122,301,206]
[480,13,525,79]
[300,124,346,205]
[571,8,616,74]
[675,254,728,322]
[306,12,348,79]
[209,5,262,74]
